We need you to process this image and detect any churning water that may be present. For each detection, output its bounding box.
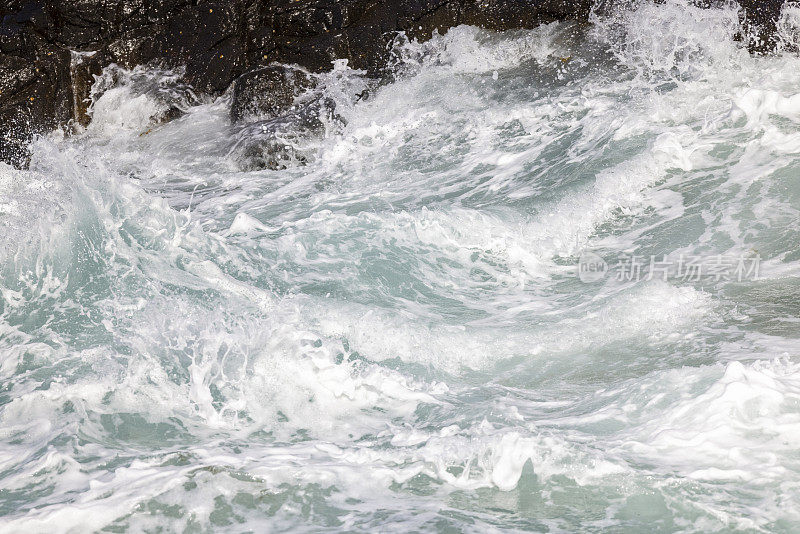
[4,1,800,531]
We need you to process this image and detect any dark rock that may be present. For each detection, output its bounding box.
[0,0,789,167]
[0,44,72,167]
[230,65,315,123]
[737,0,785,53]
[232,117,314,171]
[69,50,106,127]
[231,91,339,170]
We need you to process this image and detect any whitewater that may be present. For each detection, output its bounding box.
[3,0,800,531]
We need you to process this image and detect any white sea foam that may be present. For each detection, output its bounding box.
[3,0,800,531]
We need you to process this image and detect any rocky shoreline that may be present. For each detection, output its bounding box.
[0,0,787,168]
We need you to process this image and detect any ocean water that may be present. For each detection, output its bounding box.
[3,0,800,531]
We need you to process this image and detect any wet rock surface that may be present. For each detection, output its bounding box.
[0,0,788,167]
[232,111,321,171]
[231,77,342,171]
[230,65,316,123]
[737,0,785,52]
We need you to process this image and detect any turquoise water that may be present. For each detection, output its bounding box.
[3,1,800,531]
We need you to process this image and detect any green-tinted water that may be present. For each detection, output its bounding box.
[3,2,800,532]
